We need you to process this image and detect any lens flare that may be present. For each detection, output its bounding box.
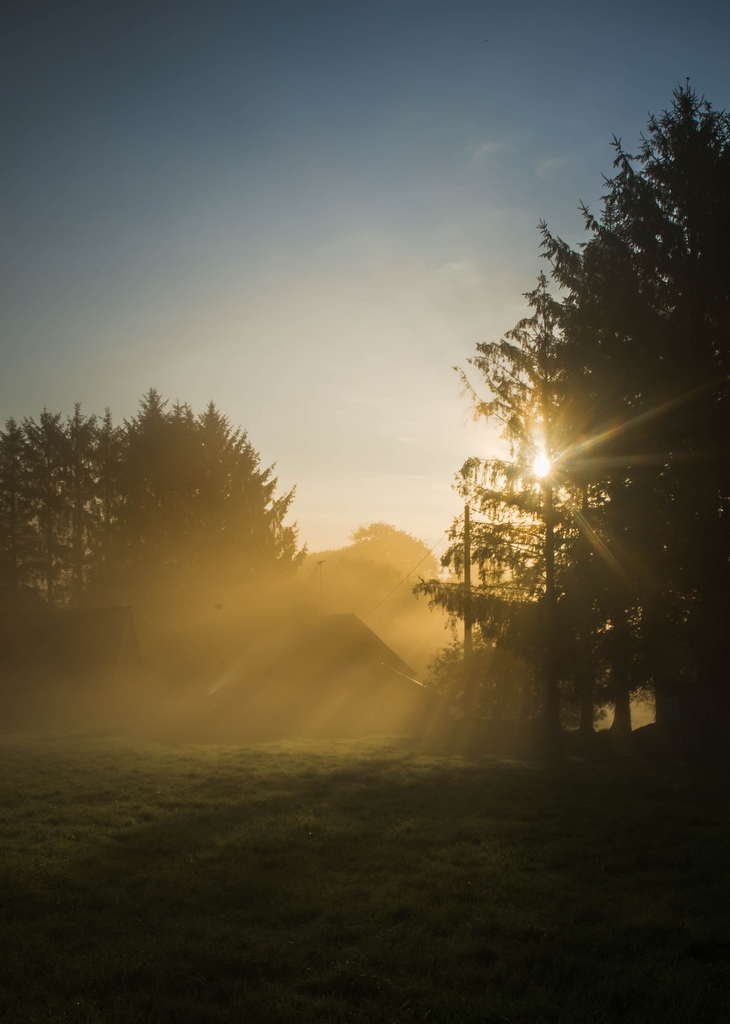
[534,454,550,478]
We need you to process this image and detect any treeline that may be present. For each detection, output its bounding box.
[0,388,302,611]
[418,87,730,737]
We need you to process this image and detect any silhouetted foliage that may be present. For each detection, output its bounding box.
[421,87,730,740]
[543,85,730,723]
[427,637,534,722]
[0,390,303,617]
[417,275,575,732]
[0,418,37,604]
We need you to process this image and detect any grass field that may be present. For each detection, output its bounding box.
[1,735,728,1023]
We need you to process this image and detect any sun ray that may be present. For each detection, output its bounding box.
[572,508,633,587]
[555,379,722,467]
[561,448,730,473]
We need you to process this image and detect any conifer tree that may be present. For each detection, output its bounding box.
[23,410,68,603]
[542,85,730,702]
[90,409,125,580]
[87,390,303,615]
[0,391,302,627]
[0,418,36,601]
[418,275,573,734]
[65,404,98,605]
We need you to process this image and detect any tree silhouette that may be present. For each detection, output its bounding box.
[0,418,36,603]
[0,391,303,623]
[23,410,68,603]
[542,85,730,707]
[418,275,573,734]
[65,404,98,606]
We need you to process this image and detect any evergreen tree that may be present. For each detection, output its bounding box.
[64,404,98,606]
[23,410,68,603]
[90,408,125,582]
[542,85,730,698]
[0,418,36,602]
[418,275,574,734]
[0,390,302,630]
[88,389,303,616]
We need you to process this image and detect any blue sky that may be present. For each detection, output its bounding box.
[3,0,729,549]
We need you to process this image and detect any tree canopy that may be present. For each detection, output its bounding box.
[419,87,730,737]
[0,390,303,619]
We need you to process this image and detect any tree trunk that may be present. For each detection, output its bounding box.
[72,465,84,607]
[577,487,595,736]
[577,647,595,735]
[611,686,632,736]
[462,504,477,723]
[610,605,632,738]
[543,482,561,736]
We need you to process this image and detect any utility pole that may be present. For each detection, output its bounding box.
[316,560,325,613]
[543,478,560,736]
[461,502,477,730]
[463,503,472,656]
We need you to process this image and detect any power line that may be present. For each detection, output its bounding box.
[362,531,450,621]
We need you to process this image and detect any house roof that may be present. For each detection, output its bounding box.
[295,612,417,680]
[214,612,418,695]
[211,612,442,737]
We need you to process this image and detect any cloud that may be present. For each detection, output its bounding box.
[436,259,483,290]
[532,145,571,180]
[468,139,509,163]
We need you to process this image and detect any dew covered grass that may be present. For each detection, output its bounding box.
[1,734,728,1022]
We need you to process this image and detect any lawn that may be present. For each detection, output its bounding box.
[1,734,728,1023]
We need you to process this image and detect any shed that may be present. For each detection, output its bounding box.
[0,606,142,730]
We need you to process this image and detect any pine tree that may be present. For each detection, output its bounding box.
[542,85,730,700]
[65,404,98,606]
[89,390,303,614]
[0,418,36,602]
[23,410,69,603]
[418,275,573,734]
[90,408,125,582]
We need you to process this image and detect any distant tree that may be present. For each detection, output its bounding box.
[89,408,125,582]
[348,522,439,578]
[0,391,302,643]
[302,523,439,615]
[90,390,303,620]
[64,404,98,606]
[23,410,69,603]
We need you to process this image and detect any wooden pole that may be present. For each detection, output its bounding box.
[543,480,560,735]
[463,504,472,656]
[317,560,325,613]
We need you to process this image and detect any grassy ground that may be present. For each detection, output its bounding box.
[1,735,728,1023]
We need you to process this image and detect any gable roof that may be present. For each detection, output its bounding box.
[209,612,444,738]
[293,612,417,681]
[213,612,418,696]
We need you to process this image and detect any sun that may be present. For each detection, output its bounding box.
[534,453,551,478]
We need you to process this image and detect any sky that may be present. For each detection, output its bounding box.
[2,0,730,552]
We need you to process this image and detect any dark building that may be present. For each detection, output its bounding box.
[0,606,142,731]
